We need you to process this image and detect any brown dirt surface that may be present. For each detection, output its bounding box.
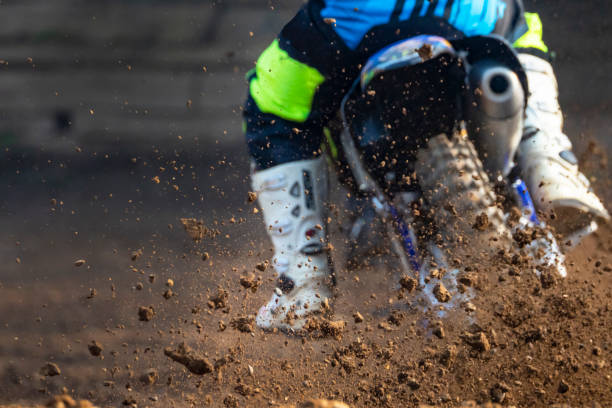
[3,177,611,408]
[1,1,611,407]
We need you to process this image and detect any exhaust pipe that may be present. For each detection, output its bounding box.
[466,61,525,176]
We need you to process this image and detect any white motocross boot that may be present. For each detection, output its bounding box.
[516,54,609,236]
[251,157,334,331]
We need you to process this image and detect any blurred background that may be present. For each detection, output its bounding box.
[0,0,610,405]
[0,1,609,154]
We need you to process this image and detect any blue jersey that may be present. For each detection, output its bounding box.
[320,0,526,50]
[245,0,533,169]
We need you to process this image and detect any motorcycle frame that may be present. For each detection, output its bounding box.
[337,34,561,278]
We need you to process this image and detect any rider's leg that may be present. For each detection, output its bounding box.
[513,13,609,235]
[243,7,351,330]
[516,53,609,234]
[251,157,333,330]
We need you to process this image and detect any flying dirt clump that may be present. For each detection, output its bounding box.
[472,212,490,231]
[416,43,434,61]
[439,344,457,367]
[87,340,103,357]
[139,368,158,385]
[230,315,255,333]
[208,288,229,309]
[39,362,61,377]
[303,317,346,339]
[138,306,155,321]
[462,331,491,352]
[179,217,219,241]
[399,275,417,292]
[130,249,142,261]
[164,342,213,375]
[73,259,86,267]
[239,273,262,292]
[433,282,451,302]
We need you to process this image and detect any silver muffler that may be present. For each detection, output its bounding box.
[466,62,525,176]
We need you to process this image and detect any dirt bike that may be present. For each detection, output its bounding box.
[333,34,571,313]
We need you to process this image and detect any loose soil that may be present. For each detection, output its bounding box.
[1,2,611,407]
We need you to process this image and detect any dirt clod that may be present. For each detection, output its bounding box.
[416,43,433,61]
[239,273,261,292]
[40,362,61,377]
[139,368,158,385]
[462,331,491,352]
[433,326,445,339]
[208,289,229,309]
[130,249,142,261]
[353,312,364,323]
[230,315,255,333]
[138,306,155,321]
[399,275,417,292]
[87,340,103,357]
[558,379,570,394]
[439,344,457,367]
[180,218,218,241]
[433,283,451,302]
[388,310,405,326]
[473,212,490,231]
[163,288,173,299]
[164,342,213,375]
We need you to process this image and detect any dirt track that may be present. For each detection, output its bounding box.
[1,1,611,407]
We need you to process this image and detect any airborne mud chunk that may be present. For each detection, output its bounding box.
[138,306,155,321]
[304,317,346,339]
[462,331,491,352]
[399,275,417,292]
[139,368,158,385]
[458,272,478,287]
[239,273,262,292]
[388,310,405,326]
[164,342,213,375]
[88,340,103,356]
[433,283,451,302]
[416,43,433,61]
[208,288,229,309]
[472,212,490,231]
[40,362,61,377]
[130,249,142,261]
[230,315,255,333]
[180,218,205,241]
[74,259,86,267]
[320,319,346,338]
[439,344,457,367]
[180,218,219,241]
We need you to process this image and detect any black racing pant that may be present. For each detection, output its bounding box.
[244,0,548,170]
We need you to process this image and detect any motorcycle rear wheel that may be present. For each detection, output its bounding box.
[416,132,512,257]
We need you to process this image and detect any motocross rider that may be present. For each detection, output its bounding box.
[244,0,610,331]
